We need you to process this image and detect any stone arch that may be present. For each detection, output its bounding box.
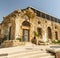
[22,21,30,42]
[22,20,30,27]
[47,27,52,39]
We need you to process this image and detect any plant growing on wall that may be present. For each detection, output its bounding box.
[33,31,42,44]
[34,31,38,37]
[34,31,42,39]
[16,37,23,42]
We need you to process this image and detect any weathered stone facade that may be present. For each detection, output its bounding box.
[0,7,60,45]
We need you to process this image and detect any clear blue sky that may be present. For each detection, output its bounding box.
[0,0,60,22]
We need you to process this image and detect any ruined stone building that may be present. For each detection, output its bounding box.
[0,7,60,44]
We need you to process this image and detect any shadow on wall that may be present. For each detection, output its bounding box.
[0,36,7,45]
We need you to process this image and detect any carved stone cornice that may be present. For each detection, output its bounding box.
[20,8,36,20]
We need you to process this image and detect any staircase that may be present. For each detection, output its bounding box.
[7,50,55,58]
[0,43,55,58]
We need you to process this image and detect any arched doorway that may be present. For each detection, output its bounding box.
[47,27,52,39]
[22,21,30,42]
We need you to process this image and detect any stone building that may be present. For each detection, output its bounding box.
[0,7,60,44]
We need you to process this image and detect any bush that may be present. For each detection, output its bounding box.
[52,40,60,44]
[34,31,38,37]
[16,38,22,42]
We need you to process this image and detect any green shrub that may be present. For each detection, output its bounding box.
[52,40,60,44]
[34,31,38,37]
[33,31,42,38]
[16,38,23,42]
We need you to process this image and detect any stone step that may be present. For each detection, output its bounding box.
[9,53,54,58]
[0,56,7,58]
[7,54,50,58]
[38,55,55,58]
[0,45,55,58]
[7,51,51,58]
[27,54,53,58]
[0,47,47,58]
[8,49,46,54]
[30,53,54,58]
[0,55,55,58]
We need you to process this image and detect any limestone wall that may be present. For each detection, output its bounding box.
[0,7,60,45]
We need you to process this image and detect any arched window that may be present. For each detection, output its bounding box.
[37,27,42,37]
[47,27,52,39]
[22,21,30,27]
[9,27,11,40]
[55,32,58,40]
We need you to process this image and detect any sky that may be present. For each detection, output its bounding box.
[0,0,60,22]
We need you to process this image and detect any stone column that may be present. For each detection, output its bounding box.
[43,30,47,42]
[42,24,47,42]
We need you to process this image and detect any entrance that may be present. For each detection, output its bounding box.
[23,29,29,42]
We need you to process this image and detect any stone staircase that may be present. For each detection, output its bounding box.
[0,43,55,58]
[0,51,55,58]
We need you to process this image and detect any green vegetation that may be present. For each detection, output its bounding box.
[52,40,60,44]
[34,31,42,39]
[16,38,23,42]
[34,31,38,37]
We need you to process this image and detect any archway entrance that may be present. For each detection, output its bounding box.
[22,20,30,42]
[23,29,29,42]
